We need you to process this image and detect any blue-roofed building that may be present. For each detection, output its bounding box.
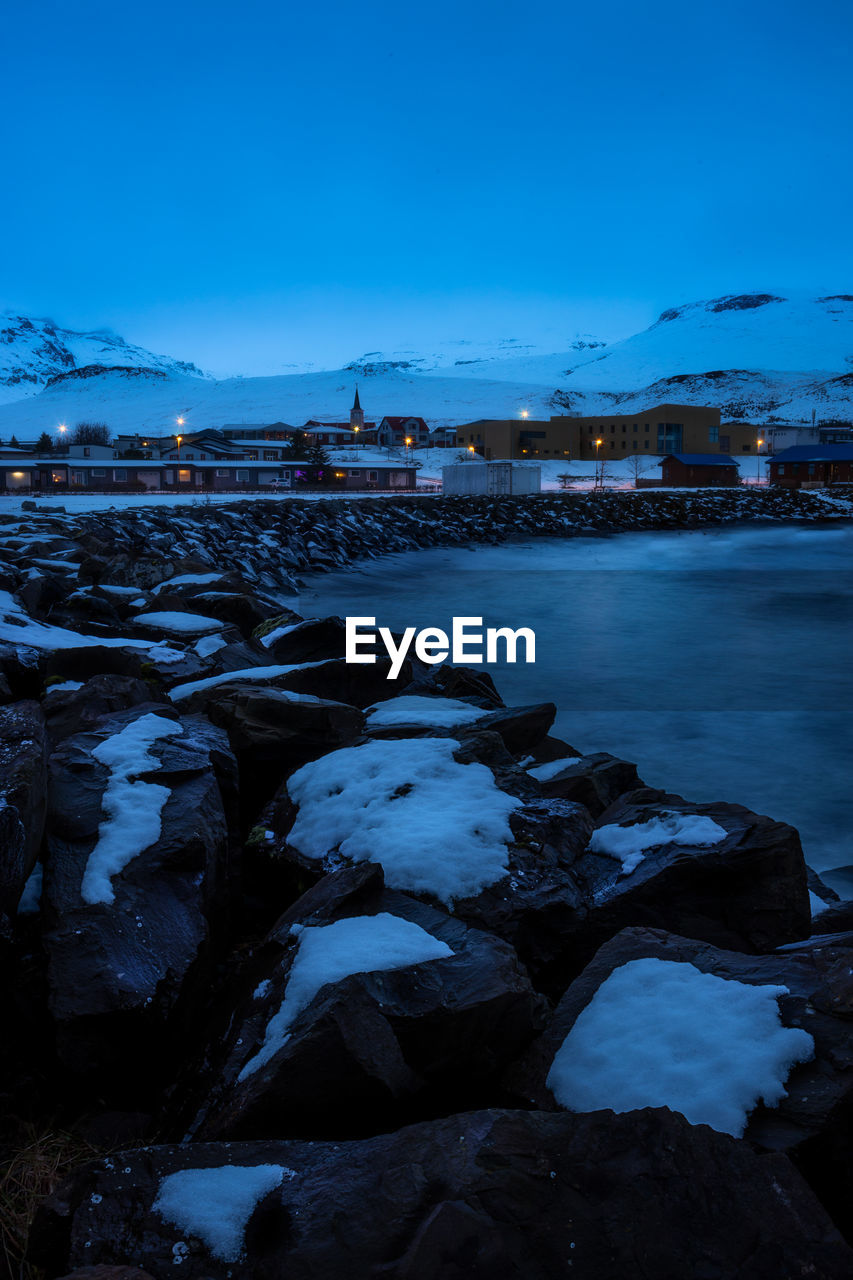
[661,454,739,487]
[768,443,853,488]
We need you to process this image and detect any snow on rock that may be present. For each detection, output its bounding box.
[365,695,487,729]
[0,589,185,665]
[153,1164,291,1262]
[589,811,728,875]
[168,664,326,702]
[151,572,224,594]
[80,713,180,905]
[238,913,453,1079]
[526,756,583,782]
[194,633,228,658]
[133,610,225,635]
[286,738,520,903]
[546,957,814,1137]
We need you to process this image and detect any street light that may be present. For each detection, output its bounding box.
[405,436,412,463]
[353,424,360,454]
[595,438,603,489]
[520,409,529,420]
[756,438,763,486]
[176,433,183,459]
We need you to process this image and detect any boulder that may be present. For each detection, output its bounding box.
[179,863,547,1141]
[0,699,48,928]
[258,615,348,664]
[569,788,811,960]
[531,751,643,817]
[152,591,278,639]
[41,706,238,1087]
[506,925,853,1241]
[33,1108,853,1279]
[0,639,44,699]
[196,683,364,819]
[43,675,171,746]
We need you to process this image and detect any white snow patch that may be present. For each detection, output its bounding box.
[44,680,84,695]
[133,610,224,635]
[153,1164,290,1261]
[80,713,180,905]
[152,573,223,594]
[194,632,228,658]
[589,811,728,875]
[239,913,453,1079]
[168,663,326,701]
[286,737,519,903]
[259,622,303,648]
[546,957,815,1137]
[365,695,487,729]
[527,756,583,782]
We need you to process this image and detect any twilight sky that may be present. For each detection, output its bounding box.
[1,0,851,376]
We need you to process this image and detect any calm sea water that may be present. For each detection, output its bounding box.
[293,523,853,891]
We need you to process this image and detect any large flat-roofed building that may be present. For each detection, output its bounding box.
[457,404,762,461]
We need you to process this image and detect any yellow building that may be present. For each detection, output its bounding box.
[456,404,763,461]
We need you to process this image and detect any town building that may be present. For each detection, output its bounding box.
[768,444,853,488]
[304,388,378,445]
[456,404,761,461]
[377,416,430,448]
[660,454,739,487]
[0,457,418,494]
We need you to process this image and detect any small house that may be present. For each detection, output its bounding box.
[768,444,853,488]
[660,454,739,487]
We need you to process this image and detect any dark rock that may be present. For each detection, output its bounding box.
[196,683,364,820]
[42,707,238,1087]
[472,702,556,754]
[34,1109,853,1279]
[0,699,48,927]
[43,675,171,745]
[181,864,547,1140]
[533,751,643,817]
[0,639,44,698]
[507,925,853,1241]
[570,788,811,960]
[56,1268,157,1280]
[259,615,348,663]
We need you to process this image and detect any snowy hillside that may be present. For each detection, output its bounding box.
[0,313,209,404]
[1,292,852,433]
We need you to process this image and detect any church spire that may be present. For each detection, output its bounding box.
[350,385,364,431]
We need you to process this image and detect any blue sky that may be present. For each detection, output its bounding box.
[1,0,850,374]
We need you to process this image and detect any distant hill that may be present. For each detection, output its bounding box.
[1,293,851,434]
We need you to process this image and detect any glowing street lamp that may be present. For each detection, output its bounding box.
[520,409,529,420]
[756,438,764,485]
[353,423,360,453]
[176,433,183,459]
[405,435,412,462]
[595,438,603,489]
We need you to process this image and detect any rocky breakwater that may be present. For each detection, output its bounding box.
[1,483,851,598]
[0,530,851,1277]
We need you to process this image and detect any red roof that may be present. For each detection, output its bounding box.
[381,416,428,429]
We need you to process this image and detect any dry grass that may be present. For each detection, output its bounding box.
[0,1124,102,1280]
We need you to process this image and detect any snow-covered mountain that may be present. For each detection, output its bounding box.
[1,292,851,435]
[0,313,209,404]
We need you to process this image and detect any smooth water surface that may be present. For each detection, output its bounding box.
[294,523,853,887]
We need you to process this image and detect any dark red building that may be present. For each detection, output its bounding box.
[768,444,853,488]
[661,453,739,487]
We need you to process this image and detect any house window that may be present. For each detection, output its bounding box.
[742,444,751,451]
[709,426,720,442]
[263,451,278,460]
[808,463,816,475]
[216,469,230,477]
[71,470,87,485]
[633,423,638,432]
[185,452,194,459]
[178,469,191,482]
[349,469,361,477]
[368,470,378,481]
[237,469,249,481]
[83,447,91,457]
[92,468,106,476]
[778,465,785,475]
[113,468,127,481]
[621,425,626,433]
